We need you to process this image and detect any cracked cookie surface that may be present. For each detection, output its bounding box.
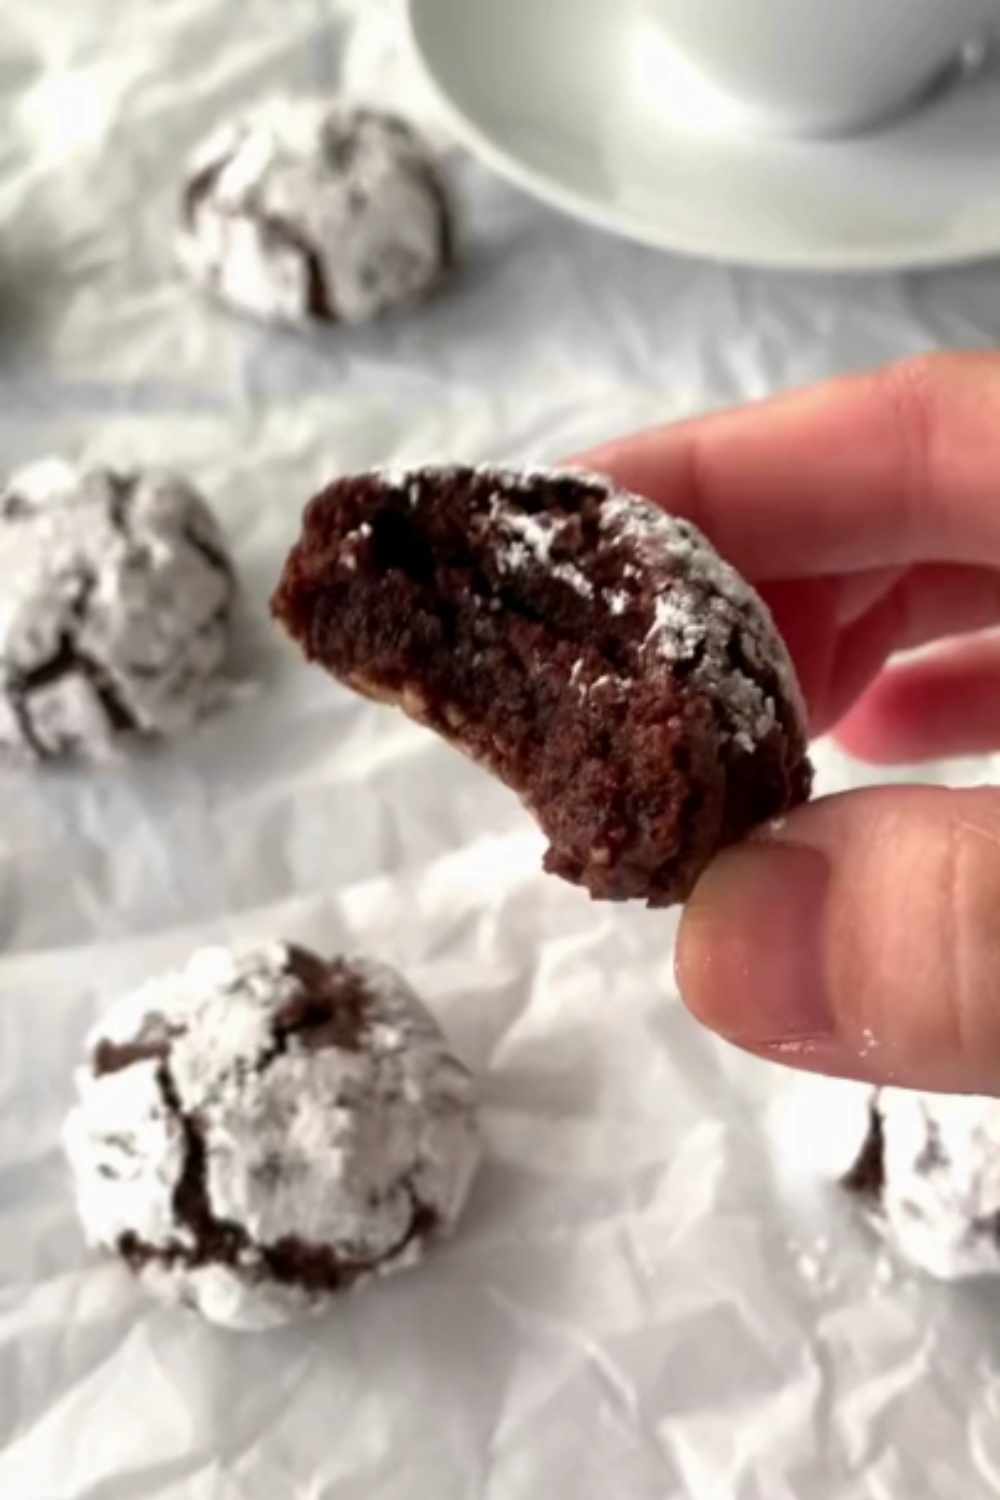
[843,1088,1000,1282]
[178,100,455,327]
[272,465,812,907]
[0,458,237,761]
[64,944,481,1330]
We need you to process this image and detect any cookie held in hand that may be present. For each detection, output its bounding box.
[272,465,812,907]
[64,944,481,1330]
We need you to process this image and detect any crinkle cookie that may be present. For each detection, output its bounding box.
[64,943,481,1330]
[843,1086,1000,1282]
[0,459,237,762]
[272,464,812,907]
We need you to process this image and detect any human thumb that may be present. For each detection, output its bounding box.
[676,785,1000,1095]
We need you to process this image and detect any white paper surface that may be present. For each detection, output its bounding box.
[4,3,1000,1496]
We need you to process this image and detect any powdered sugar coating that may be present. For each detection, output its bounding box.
[804,1079,1000,1281]
[489,499,595,599]
[0,459,236,762]
[178,100,453,327]
[67,1059,192,1255]
[64,944,481,1330]
[874,1089,1000,1281]
[377,463,805,756]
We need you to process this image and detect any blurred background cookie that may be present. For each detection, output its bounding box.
[177,100,456,328]
[272,464,812,907]
[0,459,237,763]
[843,1088,1000,1282]
[64,943,481,1331]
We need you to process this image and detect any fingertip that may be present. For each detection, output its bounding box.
[677,839,832,1046]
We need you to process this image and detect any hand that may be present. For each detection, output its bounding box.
[582,353,1000,1096]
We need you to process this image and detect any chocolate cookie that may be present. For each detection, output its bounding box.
[271,465,812,907]
[64,944,481,1330]
[177,100,454,327]
[843,1088,1000,1281]
[0,459,237,762]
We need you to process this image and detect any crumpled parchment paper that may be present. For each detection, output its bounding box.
[4,3,1000,1497]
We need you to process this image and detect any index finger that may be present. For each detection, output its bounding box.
[579,353,1000,581]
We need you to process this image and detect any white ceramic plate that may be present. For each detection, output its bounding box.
[408,0,1000,273]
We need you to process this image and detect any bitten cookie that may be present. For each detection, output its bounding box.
[0,459,237,762]
[271,465,812,907]
[178,100,455,327]
[64,944,481,1330]
[843,1087,1000,1282]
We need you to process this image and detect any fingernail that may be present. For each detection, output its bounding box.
[677,840,832,1046]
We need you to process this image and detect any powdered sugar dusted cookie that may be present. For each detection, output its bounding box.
[842,1087,1000,1282]
[178,100,455,327]
[64,944,481,1330]
[271,465,812,907]
[0,459,237,762]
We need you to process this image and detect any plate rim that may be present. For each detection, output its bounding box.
[406,0,1000,276]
